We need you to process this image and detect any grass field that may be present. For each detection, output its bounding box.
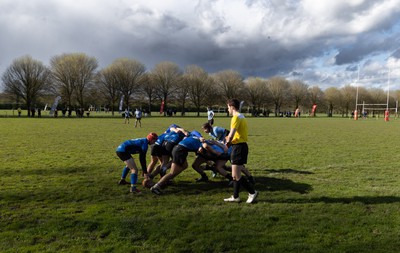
[1,116,400,252]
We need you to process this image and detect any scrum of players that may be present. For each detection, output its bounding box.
[115,123,255,198]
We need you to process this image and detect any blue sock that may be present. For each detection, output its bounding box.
[130,173,138,187]
[121,167,129,179]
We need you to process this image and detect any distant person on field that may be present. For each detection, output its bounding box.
[207,107,215,126]
[116,132,158,194]
[124,109,130,124]
[224,98,258,204]
[17,107,22,117]
[134,108,142,127]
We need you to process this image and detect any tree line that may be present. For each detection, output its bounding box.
[1,53,399,117]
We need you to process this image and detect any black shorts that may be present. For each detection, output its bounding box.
[162,141,178,156]
[198,151,218,161]
[230,143,248,165]
[116,151,132,162]
[199,152,230,162]
[172,145,189,166]
[151,144,162,157]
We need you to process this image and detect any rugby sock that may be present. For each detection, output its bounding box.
[130,173,138,186]
[233,180,241,198]
[121,166,129,179]
[239,177,255,194]
[225,174,233,181]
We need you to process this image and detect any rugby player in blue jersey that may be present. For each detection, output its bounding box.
[193,139,234,183]
[148,124,188,178]
[150,131,203,195]
[158,126,189,175]
[201,122,230,144]
[116,132,158,194]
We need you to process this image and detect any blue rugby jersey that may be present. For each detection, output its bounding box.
[178,136,202,151]
[164,131,185,143]
[116,138,149,154]
[210,126,228,142]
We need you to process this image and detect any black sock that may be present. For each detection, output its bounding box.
[239,177,255,194]
[225,174,233,181]
[233,180,240,198]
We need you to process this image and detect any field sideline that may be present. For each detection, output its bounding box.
[1,116,400,252]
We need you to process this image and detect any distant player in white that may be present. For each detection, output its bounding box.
[207,107,215,126]
[134,108,142,128]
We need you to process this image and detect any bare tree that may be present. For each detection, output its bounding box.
[267,76,290,116]
[289,80,309,110]
[184,65,212,116]
[150,61,182,115]
[324,87,342,116]
[368,87,387,116]
[96,65,120,116]
[110,58,146,110]
[244,77,269,116]
[308,85,324,115]
[175,75,188,116]
[50,53,98,109]
[212,70,244,103]
[2,55,51,116]
[140,73,157,116]
[340,85,357,117]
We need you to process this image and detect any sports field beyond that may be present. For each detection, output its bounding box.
[1,116,400,252]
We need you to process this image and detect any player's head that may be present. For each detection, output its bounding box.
[227,98,240,110]
[146,132,158,144]
[202,122,212,133]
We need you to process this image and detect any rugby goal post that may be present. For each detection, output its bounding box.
[356,101,398,118]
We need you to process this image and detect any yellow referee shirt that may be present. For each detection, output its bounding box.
[231,113,248,144]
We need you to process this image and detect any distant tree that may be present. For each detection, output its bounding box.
[267,76,290,116]
[96,65,120,116]
[368,87,387,116]
[140,73,156,116]
[50,53,98,109]
[150,61,182,115]
[244,77,269,116]
[324,87,342,116]
[308,85,324,114]
[174,74,188,116]
[111,58,146,110]
[184,65,212,116]
[340,85,357,117]
[289,80,309,110]
[212,70,244,103]
[2,55,51,116]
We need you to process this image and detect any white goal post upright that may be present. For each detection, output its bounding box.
[355,66,398,119]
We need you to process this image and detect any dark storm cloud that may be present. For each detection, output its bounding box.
[1,0,400,90]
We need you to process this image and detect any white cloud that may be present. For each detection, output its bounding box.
[1,0,400,90]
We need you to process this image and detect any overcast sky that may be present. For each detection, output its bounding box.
[1,0,400,90]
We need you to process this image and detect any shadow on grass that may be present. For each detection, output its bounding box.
[265,168,314,174]
[267,196,400,205]
[163,176,313,195]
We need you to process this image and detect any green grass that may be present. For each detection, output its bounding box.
[1,116,400,252]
